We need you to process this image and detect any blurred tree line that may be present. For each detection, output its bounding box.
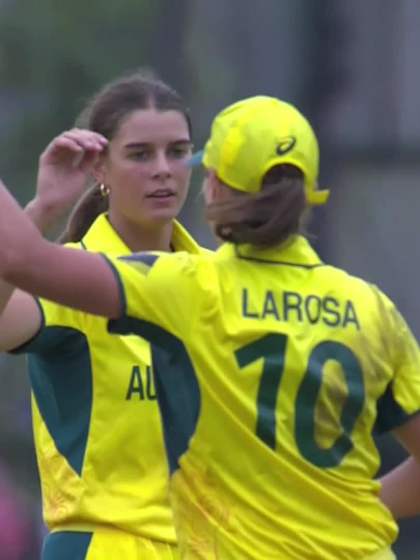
[0,0,192,201]
[0,0,340,204]
[0,0,339,243]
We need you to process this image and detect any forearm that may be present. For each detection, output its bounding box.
[6,245,120,318]
[0,196,61,314]
[24,196,64,235]
[0,279,15,316]
[380,457,420,519]
[0,181,120,319]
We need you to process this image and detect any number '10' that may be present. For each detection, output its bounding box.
[234,333,365,468]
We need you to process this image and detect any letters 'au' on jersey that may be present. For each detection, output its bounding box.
[12,213,205,544]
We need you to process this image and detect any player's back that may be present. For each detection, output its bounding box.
[163,236,418,559]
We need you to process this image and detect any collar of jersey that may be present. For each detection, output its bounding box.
[218,235,323,268]
[81,212,203,255]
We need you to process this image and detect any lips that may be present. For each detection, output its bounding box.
[146,189,175,199]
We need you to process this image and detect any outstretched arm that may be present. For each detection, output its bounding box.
[0,129,109,350]
[0,180,121,319]
[380,414,420,518]
[0,195,52,344]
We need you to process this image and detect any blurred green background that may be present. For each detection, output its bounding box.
[1,1,419,557]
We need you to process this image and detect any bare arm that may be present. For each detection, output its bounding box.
[379,414,420,519]
[0,181,121,319]
[0,199,50,349]
[0,129,108,350]
[0,195,64,318]
[0,196,65,349]
[0,286,42,351]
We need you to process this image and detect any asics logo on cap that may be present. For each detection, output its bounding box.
[276,136,296,156]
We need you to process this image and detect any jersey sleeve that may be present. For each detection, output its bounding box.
[375,290,420,432]
[105,251,210,344]
[11,296,88,355]
[11,241,91,355]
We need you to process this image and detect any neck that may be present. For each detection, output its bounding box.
[107,212,174,252]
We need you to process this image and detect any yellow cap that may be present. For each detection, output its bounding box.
[201,96,329,205]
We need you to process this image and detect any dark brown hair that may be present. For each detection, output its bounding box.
[205,164,307,247]
[59,69,192,243]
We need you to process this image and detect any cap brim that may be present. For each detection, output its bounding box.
[187,150,204,168]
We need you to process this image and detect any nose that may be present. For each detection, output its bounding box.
[152,151,171,178]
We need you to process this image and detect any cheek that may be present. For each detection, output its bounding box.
[110,167,148,201]
[123,164,149,181]
[175,166,192,192]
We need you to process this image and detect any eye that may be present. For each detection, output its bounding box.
[168,144,192,159]
[129,149,151,161]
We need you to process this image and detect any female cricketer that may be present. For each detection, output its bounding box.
[0,70,206,560]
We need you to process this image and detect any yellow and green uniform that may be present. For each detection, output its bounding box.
[13,213,206,560]
[106,235,420,560]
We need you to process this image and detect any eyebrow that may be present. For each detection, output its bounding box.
[124,139,192,150]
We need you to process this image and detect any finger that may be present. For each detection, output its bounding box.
[40,131,108,165]
[48,137,105,164]
[79,150,106,174]
[69,127,108,142]
[43,130,107,156]
[51,137,85,153]
[71,151,85,169]
[62,129,108,149]
[60,134,106,154]
[39,137,83,164]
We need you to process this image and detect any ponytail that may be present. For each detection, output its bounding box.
[57,185,109,243]
[206,165,307,248]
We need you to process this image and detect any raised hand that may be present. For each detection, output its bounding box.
[27,129,108,230]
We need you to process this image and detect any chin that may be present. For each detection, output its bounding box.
[149,207,179,223]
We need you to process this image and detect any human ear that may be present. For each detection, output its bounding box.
[91,154,107,184]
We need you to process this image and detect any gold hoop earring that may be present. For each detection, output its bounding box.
[99,184,110,197]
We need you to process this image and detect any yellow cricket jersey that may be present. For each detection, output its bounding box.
[105,235,420,560]
[13,213,205,542]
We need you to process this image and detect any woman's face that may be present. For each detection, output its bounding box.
[99,108,192,227]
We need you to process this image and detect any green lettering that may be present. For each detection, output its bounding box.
[283,291,303,322]
[242,288,259,319]
[322,297,340,327]
[305,295,321,324]
[146,366,157,400]
[262,291,280,320]
[126,365,145,400]
[343,301,360,330]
